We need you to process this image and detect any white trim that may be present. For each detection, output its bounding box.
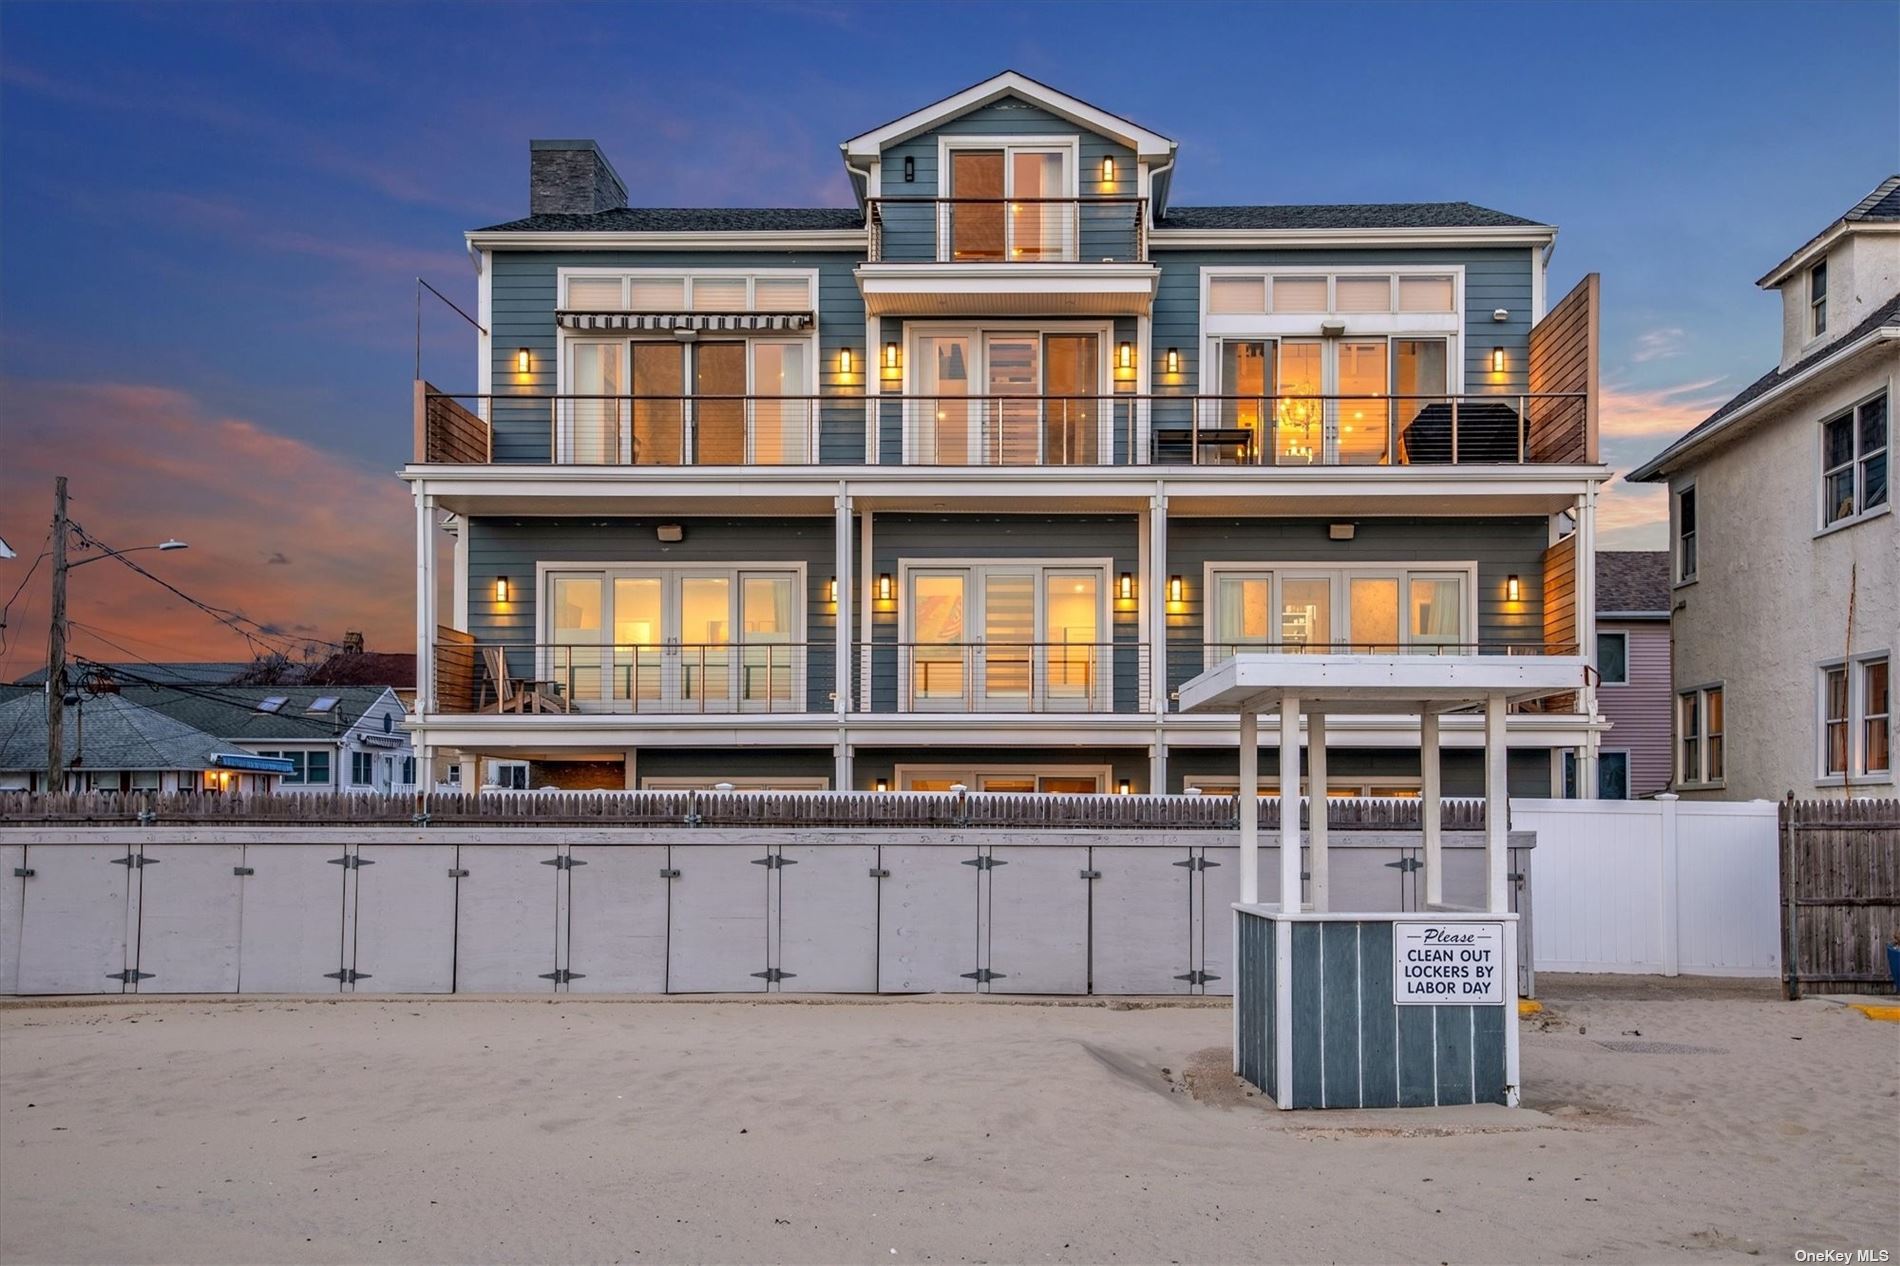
[1815,651,1893,785]
[1149,226,1554,249]
[1529,246,1546,324]
[1814,386,1891,536]
[1594,628,1630,686]
[841,71,1176,160]
[476,250,493,399]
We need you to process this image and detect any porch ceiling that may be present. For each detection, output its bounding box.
[1177,653,1590,716]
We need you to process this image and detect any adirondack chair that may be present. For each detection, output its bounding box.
[480,646,566,714]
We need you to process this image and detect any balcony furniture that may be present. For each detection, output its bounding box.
[1399,400,1525,464]
[480,647,567,714]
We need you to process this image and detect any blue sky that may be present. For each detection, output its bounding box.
[1,0,1895,668]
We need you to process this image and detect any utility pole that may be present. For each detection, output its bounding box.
[45,475,69,792]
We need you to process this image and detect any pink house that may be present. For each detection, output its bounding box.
[1586,551,1673,798]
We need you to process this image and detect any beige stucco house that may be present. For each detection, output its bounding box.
[1630,177,1897,801]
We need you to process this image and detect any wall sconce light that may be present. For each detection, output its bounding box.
[1118,572,1135,601]
[1491,347,1506,374]
[840,347,854,376]
[826,576,838,604]
[1117,779,1133,795]
[902,156,915,183]
[515,348,531,374]
[1166,348,1180,374]
[656,523,684,543]
[877,573,894,602]
[875,778,890,792]
[1102,155,1116,184]
[1118,342,1134,371]
[1328,523,1356,541]
[1168,575,1184,603]
[1507,574,1522,602]
[884,341,900,371]
[494,576,510,603]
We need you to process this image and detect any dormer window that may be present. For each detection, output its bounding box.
[1809,259,1828,337]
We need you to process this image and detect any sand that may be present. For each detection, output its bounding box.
[1,978,1895,1265]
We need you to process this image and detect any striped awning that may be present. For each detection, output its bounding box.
[211,752,297,774]
[556,310,814,332]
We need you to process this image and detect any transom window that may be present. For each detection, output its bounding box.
[1205,565,1473,660]
[1820,654,1891,781]
[1677,685,1724,787]
[1820,393,1888,527]
[561,273,813,312]
[1207,272,1457,316]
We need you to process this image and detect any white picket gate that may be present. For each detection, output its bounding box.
[1511,797,1780,977]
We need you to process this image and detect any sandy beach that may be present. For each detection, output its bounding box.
[2,978,1895,1265]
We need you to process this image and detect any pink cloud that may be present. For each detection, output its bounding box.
[1598,377,1731,440]
[1597,468,1670,550]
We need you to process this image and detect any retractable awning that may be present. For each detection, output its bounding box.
[555,311,814,332]
[210,752,297,774]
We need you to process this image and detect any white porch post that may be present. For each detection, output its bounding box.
[858,507,874,713]
[1279,692,1302,910]
[1421,709,1444,908]
[834,491,852,718]
[1237,709,1259,904]
[1307,710,1328,911]
[414,489,435,716]
[1484,691,1510,913]
[1148,491,1168,714]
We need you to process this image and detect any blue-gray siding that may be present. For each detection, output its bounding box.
[879,97,1136,200]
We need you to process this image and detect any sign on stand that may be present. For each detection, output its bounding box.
[1393,922,1506,1004]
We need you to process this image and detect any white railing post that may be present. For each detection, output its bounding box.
[1657,793,1681,976]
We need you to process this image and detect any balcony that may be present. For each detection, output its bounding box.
[414,389,1591,468]
[866,197,1147,264]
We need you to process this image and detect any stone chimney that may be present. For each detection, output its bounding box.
[529,140,628,216]
[341,630,365,655]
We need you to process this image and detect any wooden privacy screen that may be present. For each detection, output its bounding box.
[1526,274,1599,464]
[434,626,479,713]
[1779,797,1900,997]
[1517,533,1580,713]
[414,381,490,464]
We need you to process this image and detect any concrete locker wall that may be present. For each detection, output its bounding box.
[565,846,669,992]
[776,843,879,992]
[15,844,130,995]
[351,845,459,993]
[1089,846,1192,994]
[134,844,243,993]
[986,846,1091,994]
[666,845,768,992]
[455,845,560,992]
[0,843,23,996]
[236,845,346,993]
[877,846,978,991]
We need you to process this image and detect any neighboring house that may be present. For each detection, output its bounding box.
[302,633,419,709]
[1569,551,1672,798]
[1631,176,1896,800]
[405,71,1608,795]
[0,687,289,794]
[123,685,417,794]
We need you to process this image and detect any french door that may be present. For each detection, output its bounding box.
[1213,337,1447,465]
[1206,568,1470,665]
[559,340,811,465]
[944,147,1073,262]
[905,564,1106,711]
[546,568,801,712]
[908,330,1102,465]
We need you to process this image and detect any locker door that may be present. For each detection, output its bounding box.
[135,844,243,993]
[566,846,668,993]
[455,845,559,992]
[237,845,346,993]
[1091,847,1192,994]
[15,844,131,995]
[877,847,977,992]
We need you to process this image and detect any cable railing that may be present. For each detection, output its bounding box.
[418,390,1591,469]
[875,642,1145,714]
[434,641,831,716]
[866,196,1148,264]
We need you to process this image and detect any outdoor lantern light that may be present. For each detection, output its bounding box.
[1118,779,1132,795]
[1168,574,1184,603]
[1118,342,1134,371]
[495,577,510,603]
[826,577,838,604]
[885,341,900,371]
[516,348,530,374]
[840,347,854,375]
[1118,572,1135,600]
[902,156,915,183]
[1166,348,1181,374]
[875,778,890,792]
[1491,346,1506,373]
[1102,155,1116,184]
[1507,574,1522,602]
[878,573,894,602]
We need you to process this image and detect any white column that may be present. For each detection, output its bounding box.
[1279,692,1303,911]
[414,489,434,716]
[1148,491,1168,714]
[1237,709,1259,904]
[864,315,881,464]
[858,508,875,713]
[1421,709,1444,908]
[451,517,469,632]
[834,491,852,718]
[1307,711,1328,911]
[1484,691,1510,913]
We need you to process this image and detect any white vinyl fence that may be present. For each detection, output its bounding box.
[1511,797,1780,977]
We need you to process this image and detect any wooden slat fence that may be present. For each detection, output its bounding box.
[414,380,490,464]
[1521,532,1581,713]
[1779,797,1900,997]
[1525,273,1598,464]
[434,625,479,713]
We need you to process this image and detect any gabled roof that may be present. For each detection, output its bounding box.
[841,70,1176,161]
[1759,174,1900,288]
[475,207,864,235]
[301,650,417,689]
[1156,202,1544,231]
[120,685,398,742]
[1628,292,1900,482]
[0,690,233,773]
[12,660,253,687]
[1595,551,1671,616]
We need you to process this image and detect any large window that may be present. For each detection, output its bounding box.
[942,143,1075,262]
[543,566,803,712]
[1677,685,1724,787]
[1596,631,1629,685]
[1820,654,1891,781]
[1675,485,1698,582]
[1808,259,1827,337]
[1820,393,1888,527]
[562,338,812,465]
[1210,335,1450,465]
[903,562,1109,711]
[1207,565,1472,660]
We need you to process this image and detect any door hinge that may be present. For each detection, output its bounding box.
[328,855,373,869]
[1507,870,1525,884]
[233,866,255,876]
[961,968,1005,983]
[962,855,1006,870]
[659,867,682,879]
[752,855,797,869]
[541,856,586,869]
[868,867,891,878]
[447,868,470,878]
[1079,869,1101,880]
[1175,970,1220,985]
[110,854,158,868]
[539,968,586,984]
[107,969,154,983]
[13,867,34,878]
[1385,856,1424,873]
[751,967,796,983]
[1174,856,1219,870]
[324,968,371,983]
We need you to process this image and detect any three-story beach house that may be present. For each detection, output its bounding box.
[404,72,1606,795]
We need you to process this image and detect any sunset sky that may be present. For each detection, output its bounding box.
[2,0,1895,678]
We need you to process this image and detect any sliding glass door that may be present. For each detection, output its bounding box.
[945,148,1073,262]
[905,564,1106,711]
[1213,336,1450,465]
[908,329,1103,465]
[560,340,812,465]
[1206,568,1471,664]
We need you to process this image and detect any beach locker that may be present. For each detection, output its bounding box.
[776,843,878,992]
[14,843,132,994]
[666,845,768,992]
[565,845,668,993]
[133,843,243,993]
[986,846,1091,994]
[877,846,978,992]
[1088,847,1192,994]
[454,845,560,992]
[0,843,24,995]
[351,844,458,992]
[1196,847,1242,996]
[236,845,346,993]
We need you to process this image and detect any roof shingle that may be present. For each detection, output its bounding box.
[1156,202,1544,230]
[1596,551,1672,615]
